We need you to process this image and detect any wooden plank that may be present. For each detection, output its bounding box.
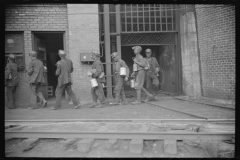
[22,138,39,151]
[129,139,143,154]
[164,139,177,154]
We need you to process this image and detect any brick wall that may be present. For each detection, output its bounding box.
[67,4,100,102]
[195,5,235,100]
[5,4,68,106]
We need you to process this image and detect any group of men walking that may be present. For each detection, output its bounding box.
[5,45,160,110]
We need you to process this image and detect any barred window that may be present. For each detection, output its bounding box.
[121,4,176,32]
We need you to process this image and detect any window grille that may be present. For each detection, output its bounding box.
[121,33,175,45]
[121,4,176,33]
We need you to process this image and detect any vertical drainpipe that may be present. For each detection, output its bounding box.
[103,4,113,98]
[116,4,121,59]
[176,4,183,95]
[193,5,204,97]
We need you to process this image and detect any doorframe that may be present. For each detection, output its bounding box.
[31,31,66,99]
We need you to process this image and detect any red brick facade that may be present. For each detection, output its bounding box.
[195,5,235,100]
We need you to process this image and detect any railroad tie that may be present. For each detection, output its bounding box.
[164,139,177,155]
[104,139,118,150]
[61,138,79,150]
[22,138,39,152]
[77,138,94,153]
[129,139,143,154]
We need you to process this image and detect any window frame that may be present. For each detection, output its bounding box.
[5,32,25,72]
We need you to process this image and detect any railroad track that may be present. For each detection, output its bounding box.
[145,99,235,119]
[5,119,235,157]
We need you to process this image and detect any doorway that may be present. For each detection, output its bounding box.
[121,45,178,95]
[32,32,64,100]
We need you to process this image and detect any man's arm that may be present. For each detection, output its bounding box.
[55,61,61,76]
[27,62,34,76]
[5,64,11,80]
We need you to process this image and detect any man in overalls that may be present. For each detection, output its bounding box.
[52,50,81,110]
[110,52,129,105]
[131,46,156,104]
[27,51,47,109]
[5,54,19,109]
[145,48,160,101]
[88,51,106,108]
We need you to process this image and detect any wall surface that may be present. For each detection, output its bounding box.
[67,4,100,102]
[5,4,68,107]
[179,5,202,99]
[195,4,235,100]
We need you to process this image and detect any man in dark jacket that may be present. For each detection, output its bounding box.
[88,51,106,108]
[110,52,129,105]
[52,50,81,110]
[27,51,47,109]
[5,54,19,109]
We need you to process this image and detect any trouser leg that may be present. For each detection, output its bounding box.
[65,84,79,106]
[91,88,98,103]
[30,84,38,108]
[96,82,106,104]
[145,73,153,94]
[7,86,14,108]
[142,87,153,97]
[55,84,65,108]
[36,83,46,104]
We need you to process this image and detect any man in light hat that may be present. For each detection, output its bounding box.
[5,54,19,109]
[110,52,129,105]
[27,51,47,109]
[145,48,159,101]
[52,50,81,110]
[88,51,106,108]
[131,46,155,104]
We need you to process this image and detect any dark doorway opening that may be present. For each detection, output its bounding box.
[33,32,64,99]
[121,45,178,95]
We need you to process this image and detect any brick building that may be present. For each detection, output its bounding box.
[5,4,235,108]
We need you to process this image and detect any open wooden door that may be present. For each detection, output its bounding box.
[33,34,48,99]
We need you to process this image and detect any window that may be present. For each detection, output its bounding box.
[120,4,176,32]
[5,33,25,71]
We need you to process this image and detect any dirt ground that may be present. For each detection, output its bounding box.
[5,138,210,158]
[5,93,235,158]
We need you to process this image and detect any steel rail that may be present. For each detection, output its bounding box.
[5,130,234,141]
[146,101,226,119]
[5,119,235,126]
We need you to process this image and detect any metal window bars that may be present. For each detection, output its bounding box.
[120,4,176,33]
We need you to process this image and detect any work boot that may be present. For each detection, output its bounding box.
[132,90,142,105]
[28,106,38,110]
[51,106,60,110]
[110,102,120,106]
[120,101,128,105]
[89,102,98,108]
[73,103,81,109]
[42,100,47,107]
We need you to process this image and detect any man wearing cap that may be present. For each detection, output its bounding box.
[88,51,106,108]
[27,51,47,109]
[145,48,160,101]
[52,50,81,110]
[131,46,155,104]
[5,54,19,109]
[110,52,129,105]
